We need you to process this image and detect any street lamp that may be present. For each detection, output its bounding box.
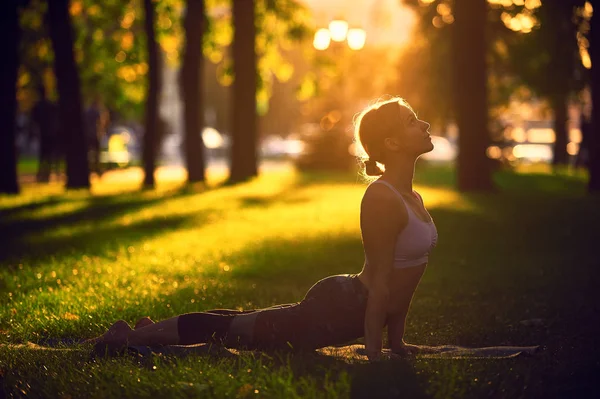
[328,20,349,42]
[310,18,366,134]
[313,19,366,51]
[313,28,331,51]
[347,28,366,50]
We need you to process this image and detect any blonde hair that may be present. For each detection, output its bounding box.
[354,96,414,178]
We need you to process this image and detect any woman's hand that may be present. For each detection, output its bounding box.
[367,349,406,362]
[391,342,422,356]
[366,349,382,362]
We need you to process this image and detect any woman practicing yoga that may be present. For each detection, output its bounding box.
[88,97,437,361]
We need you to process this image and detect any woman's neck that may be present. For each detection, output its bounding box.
[382,157,416,194]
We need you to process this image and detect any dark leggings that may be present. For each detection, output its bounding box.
[177,274,369,350]
[176,304,298,346]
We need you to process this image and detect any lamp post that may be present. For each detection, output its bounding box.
[310,19,367,153]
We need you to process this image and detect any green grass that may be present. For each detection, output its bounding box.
[1,164,599,398]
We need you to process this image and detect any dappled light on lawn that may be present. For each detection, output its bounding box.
[416,187,481,214]
[0,167,497,340]
[1,167,598,397]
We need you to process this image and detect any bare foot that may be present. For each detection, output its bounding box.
[85,320,133,345]
[134,317,154,330]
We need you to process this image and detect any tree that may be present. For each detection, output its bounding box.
[46,0,89,189]
[506,1,586,166]
[398,1,514,132]
[589,0,600,193]
[0,0,21,194]
[181,0,206,183]
[396,1,454,129]
[229,0,258,183]
[141,0,161,188]
[452,0,493,191]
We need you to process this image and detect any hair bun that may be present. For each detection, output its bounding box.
[364,159,384,176]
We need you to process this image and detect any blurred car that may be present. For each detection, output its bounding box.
[261,135,305,159]
[99,125,140,169]
[420,135,457,162]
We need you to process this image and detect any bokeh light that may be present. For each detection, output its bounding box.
[328,20,349,42]
[567,142,579,156]
[313,28,331,50]
[347,28,366,50]
[526,128,555,143]
[486,146,502,160]
[202,127,225,149]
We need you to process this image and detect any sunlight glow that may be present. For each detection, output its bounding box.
[584,2,593,18]
[524,0,542,10]
[580,47,592,69]
[489,0,513,6]
[329,20,349,42]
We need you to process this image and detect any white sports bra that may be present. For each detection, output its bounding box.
[367,180,438,269]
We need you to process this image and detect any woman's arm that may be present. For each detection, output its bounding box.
[386,263,426,353]
[360,185,407,361]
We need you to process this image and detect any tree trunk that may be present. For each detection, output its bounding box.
[589,1,600,193]
[142,0,160,188]
[229,0,258,183]
[550,96,569,166]
[181,0,206,183]
[0,1,20,194]
[451,0,493,191]
[47,0,90,189]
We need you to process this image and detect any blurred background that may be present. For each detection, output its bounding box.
[1,0,599,193]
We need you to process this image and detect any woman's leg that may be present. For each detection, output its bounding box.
[133,304,297,330]
[92,303,300,346]
[89,312,235,346]
[206,303,296,315]
[247,275,367,351]
[91,276,359,349]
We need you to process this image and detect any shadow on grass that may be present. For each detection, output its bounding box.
[238,194,311,208]
[0,195,65,220]
[1,195,171,239]
[5,215,191,263]
[3,169,598,397]
[0,206,221,266]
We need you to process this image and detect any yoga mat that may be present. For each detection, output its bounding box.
[317,344,541,361]
[1,341,540,361]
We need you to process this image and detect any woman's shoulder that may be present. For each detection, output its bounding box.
[361,181,408,220]
[362,181,398,204]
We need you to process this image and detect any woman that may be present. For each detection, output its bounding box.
[88,97,437,361]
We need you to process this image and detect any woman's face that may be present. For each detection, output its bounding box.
[395,106,433,156]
